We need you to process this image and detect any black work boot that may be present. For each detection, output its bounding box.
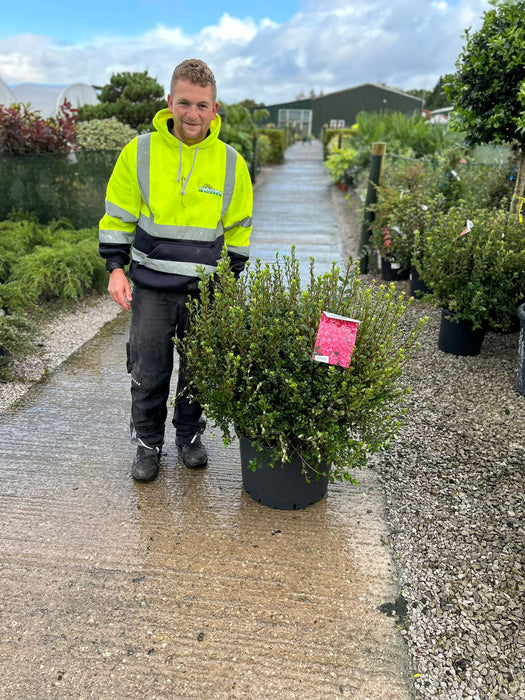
[176,436,208,469]
[132,444,161,482]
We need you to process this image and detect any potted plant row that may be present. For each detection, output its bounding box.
[178,248,426,509]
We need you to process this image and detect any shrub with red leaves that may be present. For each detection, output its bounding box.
[0,101,77,154]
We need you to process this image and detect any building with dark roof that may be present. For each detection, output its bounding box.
[262,83,424,137]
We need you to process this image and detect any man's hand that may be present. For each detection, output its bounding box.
[108,268,132,310]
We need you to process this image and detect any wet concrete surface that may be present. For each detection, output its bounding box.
[0,141,414,699]
[251,141,344,277]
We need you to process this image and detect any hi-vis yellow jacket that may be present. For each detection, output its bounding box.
[99,108,253,293]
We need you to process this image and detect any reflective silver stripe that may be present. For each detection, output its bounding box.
[137,213,223,241]
[99,229,134,244]
[132,248,217,276]
[227,244,250,257]
[221,144,238,217]
[105,199,138,223]
[224,216,252,231]
[136,133,151,209]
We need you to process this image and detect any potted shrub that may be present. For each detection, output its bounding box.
[178,248,426,509]
[416,204,525,355]
[324,146,358,190]
[368,160,439,282]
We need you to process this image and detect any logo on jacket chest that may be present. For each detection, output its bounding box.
[198,183,223,197]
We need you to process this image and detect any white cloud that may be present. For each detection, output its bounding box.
[0,1,492,104]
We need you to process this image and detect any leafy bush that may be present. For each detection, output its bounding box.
[323,127,358,159]
[0,218,106,377]
[0,102,77,154]
[78,70,166,133]
[8,235,105,309]
[180,249,426,482]
[75,118,138,150]
[0,315,35,377]
[256,128,285,164]
[0,217,50,283]
[416,205,525,330]
[255,134,271,166]
[368,151,515,271]
[444,0,525,221]
[324,147,358,184]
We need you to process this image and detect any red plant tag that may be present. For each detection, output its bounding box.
[313,312,360,368]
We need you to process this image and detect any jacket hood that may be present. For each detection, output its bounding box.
[152,107,222,149]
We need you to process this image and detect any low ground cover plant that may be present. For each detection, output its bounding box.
[0,217,104,378]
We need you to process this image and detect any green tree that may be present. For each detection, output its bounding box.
[424,77,451,111]
[238,98,266,110]
[444,1,525,220]
[219,102,255,160]
[77,70,166,133]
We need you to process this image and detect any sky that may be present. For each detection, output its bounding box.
[1,0,493,106]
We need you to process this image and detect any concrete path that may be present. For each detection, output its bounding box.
[0,141,414,699]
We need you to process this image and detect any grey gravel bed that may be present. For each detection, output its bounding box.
[370,301,524,699]
[334,186,524,699]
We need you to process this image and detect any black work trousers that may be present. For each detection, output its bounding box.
[127,284,202,449]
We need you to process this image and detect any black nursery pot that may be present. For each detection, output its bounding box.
[239,435,329,510]
[410,266,431,298]
[381,257,410,282]
[438,308,485,357]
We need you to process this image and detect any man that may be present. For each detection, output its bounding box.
[99,59,253,482]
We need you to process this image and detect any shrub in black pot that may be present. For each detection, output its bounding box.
[177,248,426,489]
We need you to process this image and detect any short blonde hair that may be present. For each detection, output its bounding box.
[170,59,217,102]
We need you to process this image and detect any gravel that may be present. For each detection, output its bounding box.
[1,185,523,699]
[0,294,122,413]
[334,185,525,699]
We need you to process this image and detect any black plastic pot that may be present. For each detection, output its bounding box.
[239,435,329,510]
[410,266,431,298]
[438,308,485,357]
[517,303,525,395]
[381,257,410,282]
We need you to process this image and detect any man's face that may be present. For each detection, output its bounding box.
[167,80,218,146]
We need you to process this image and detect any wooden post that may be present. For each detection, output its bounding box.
[359,142,386,274]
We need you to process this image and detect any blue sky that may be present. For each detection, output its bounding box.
[0,1,301,43]
[1,0,491,105]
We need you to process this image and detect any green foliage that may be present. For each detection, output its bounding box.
[255,134,271,166]
[0,218,106,376]
[0,217,49,283]
[368,150,515,270]
[369,159,446,270]
[219,102,255,161]
[444,1,525,220]
[179,248,426,482]
[324,147,358,184]
[422,77,452,112]
[0,150,119,227]
[445,1,525,147]
[8,236,105,309]
[0,314,35,376]
[77,70,166,133]
[416,205,525,330]
[76,118,138,150]
[323,127,358,159]
[0,102,77,154]
[256,128,286,164]
[353,111,461,163]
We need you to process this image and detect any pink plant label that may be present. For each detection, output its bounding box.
[313,312,360,368]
